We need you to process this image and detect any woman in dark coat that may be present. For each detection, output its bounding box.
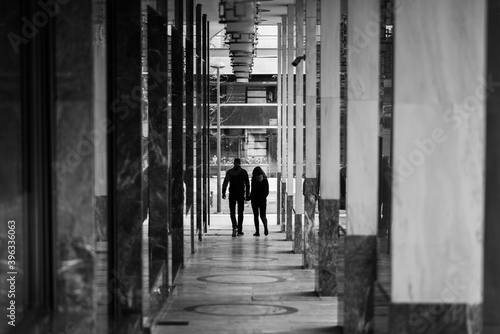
[249,166,269,236]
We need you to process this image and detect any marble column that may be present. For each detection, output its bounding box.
[53,1,99,331]
[281,15,288,233]
[195,4,202,241]
[107,0,144,330]
[317,0,341,297]
[484,2,500,333]
[147,5,169,321]
[286,4,295,242]
[277,23,282,226]
[92,2,108,330]
[185,0,194,254]
[303,0,317,269]
[389,1,486,333]
[293,0,304,254]
[171,0,184,278]
[344,0,380,332]
[94,0,108,244]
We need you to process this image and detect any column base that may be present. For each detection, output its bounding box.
[281,182,287,232]
[303,178,317,268]
[317,199,339,295]
[344,235,377,333]
[277,172,281,225]
[286,195,293,241]
[390,303,482,334]
[294,213,303,254]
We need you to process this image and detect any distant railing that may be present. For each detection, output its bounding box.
[210,156,269,166]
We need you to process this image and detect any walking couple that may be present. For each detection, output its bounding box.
[221,158,269,237]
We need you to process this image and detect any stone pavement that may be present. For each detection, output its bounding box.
[153,214,343,334]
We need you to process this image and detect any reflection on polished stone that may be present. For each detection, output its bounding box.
[184,303,298,316]
[197,275,286,284]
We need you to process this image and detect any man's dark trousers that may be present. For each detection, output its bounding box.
[229,194,245,233]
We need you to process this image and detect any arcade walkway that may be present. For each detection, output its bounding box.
[152,214,340,334]
[152,213,390,333]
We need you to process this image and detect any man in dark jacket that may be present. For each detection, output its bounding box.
[222,158,250,237]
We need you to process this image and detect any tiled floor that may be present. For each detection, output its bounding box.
[153,214,344,334]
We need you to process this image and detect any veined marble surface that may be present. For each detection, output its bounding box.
[305,0,317,179]
[147,7,170,321]
[346,100,380,236]
[303,178,317,269]
[346,0,380,237]
[286,195,294,241]
[320,96,341,199]
[54,1,97,331]
[295,0,304,215]
[320,0,341,200]
[347,0,380,101]
[286,5,295,192]
[292,0,304,234]
[294,214,303,254]
[392,0,486,303]
[344,235,377,333]
[281,183,287,232]
[317,199,341,296]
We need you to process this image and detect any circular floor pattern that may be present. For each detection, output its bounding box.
[205,256,278,262]
[197,274,286,284]
[184,303,298,316]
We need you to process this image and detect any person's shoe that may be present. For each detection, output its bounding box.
[238,232,244,236]
[232,229,237,237]
[253,232,260,236]
[264,225,269,236]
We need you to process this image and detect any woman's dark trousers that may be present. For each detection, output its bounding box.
[251,200,268,234]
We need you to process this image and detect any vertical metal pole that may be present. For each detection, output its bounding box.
[286,5,295,242]
[216,68,222,213]
[281,15,287,233]
[202,14,208,232]
[195,4,202,240]
[276,23,282,224]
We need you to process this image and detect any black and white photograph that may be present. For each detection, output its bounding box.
[1,0,498,333]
